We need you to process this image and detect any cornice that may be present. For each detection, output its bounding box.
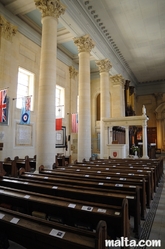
[0,3,41,46]
[136,80,165,96]
[0,3,78,69]
[61,0,138,85]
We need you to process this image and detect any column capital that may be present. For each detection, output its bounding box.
[110,74,125,85]
[0,15,17,42]
[73,34,95,53]
[34,0,65,18]
[95,59,112,73]
[69,66,78,79]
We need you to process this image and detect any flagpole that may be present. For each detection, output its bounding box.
[0,87,9,91]
[12,95,32,101]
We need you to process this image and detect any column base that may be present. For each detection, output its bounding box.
[142,155,149,159]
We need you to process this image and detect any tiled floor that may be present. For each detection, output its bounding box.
[148,158,165,248]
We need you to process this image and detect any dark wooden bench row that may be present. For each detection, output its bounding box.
[85,157,163,187]
[20,167,146,219]
[62,162,153,206]
[0,207,107,249]
[36,166,141,238]
[0,182,129,242]
[39,164,149,214]
[72,161,154,196]
[1,156,36,177]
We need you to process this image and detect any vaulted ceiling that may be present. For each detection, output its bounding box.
[0,0,165,89]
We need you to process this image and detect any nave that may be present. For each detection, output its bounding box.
[0,157,164,249]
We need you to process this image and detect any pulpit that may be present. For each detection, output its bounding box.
[107,144,126,158]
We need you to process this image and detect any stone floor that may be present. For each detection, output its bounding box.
[133,156,165,249]
[148,160,165,248]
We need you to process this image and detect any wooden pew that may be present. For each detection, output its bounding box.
[25,155,36,172]
[14,156,31,173]
[18,169,140,238]
[0,207,107,249]
[39,164,151,209]
[0,184,129,240]
[70,161,153,202]
[71,161,154,196]
[1,158,17,177]
[0,162,6,177]
[87,158,163,188]
[19,169,146,220]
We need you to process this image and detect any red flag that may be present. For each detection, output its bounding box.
[56,118,62,130]
[71,113,78,133]
[0,89,7,123]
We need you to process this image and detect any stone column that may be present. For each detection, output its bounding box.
[142,119,149,159]
[35,0,65,170]
[73,35,95,161]
[125,126,129,156]
[69,66,78,114]
[69,66,78,161]
[95,59,112,158]
[110,74,125,117]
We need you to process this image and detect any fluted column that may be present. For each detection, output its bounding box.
[73,35,95,161]
[35,0,65,170]
[69,66,78,114]
[96,59,112,158]
[125,126,129,156]
[110,74,125,117]
[142,107,149,159]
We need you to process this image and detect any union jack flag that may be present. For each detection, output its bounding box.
[0,89,7,123]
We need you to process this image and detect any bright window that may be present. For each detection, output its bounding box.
[16,67,34,110]
[56,85,65,118]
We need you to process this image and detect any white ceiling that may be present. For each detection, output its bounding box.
[0,0,165,86]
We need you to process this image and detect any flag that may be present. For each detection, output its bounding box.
[71,113,78,133]
[20,96,31,124]
[0,89,7,123]
[56,118,62,130]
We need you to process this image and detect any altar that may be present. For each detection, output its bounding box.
[107,144,127,158]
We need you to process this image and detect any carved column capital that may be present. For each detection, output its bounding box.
[34,0,65,18]
[73,34,95,53]
[0,15,17,42]
[110,74,125,86]
[95,59,112,73]
[69,66,78,79]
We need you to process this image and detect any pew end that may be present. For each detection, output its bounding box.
[95,220,107,249]
[39,165,44,172]
[18,167,25,176]
[0,162,6,177]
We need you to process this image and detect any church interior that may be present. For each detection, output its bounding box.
[0,0,165,248]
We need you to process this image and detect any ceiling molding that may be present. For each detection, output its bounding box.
[60,0,138,85]
[136,80,165,96]
[0,3,41,46]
